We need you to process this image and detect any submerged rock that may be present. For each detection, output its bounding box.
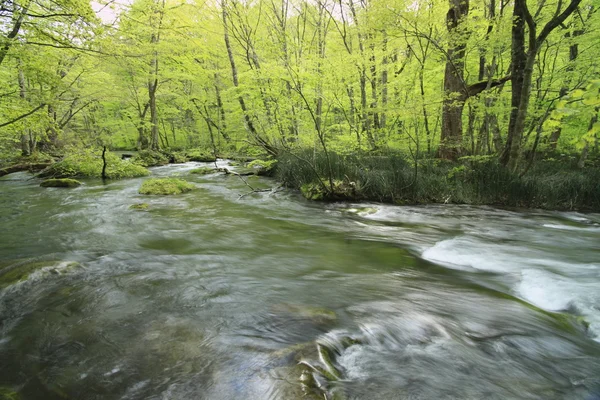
[190,167,216,175]
[129,203,150,211]
[40,178,82,188]
[139,178,195,195]
[247,159,277,176]
[0,260,82,289]
[0,386,20,400]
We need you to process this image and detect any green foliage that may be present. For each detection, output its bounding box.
[40,178,82,188]
[139,178,195,195]
[40,148,149,179]
[280,149,600,210]
[132,150,170,167]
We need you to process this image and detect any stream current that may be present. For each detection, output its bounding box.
[1,161,599,399]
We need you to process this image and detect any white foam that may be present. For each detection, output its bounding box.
[421,237,521,273]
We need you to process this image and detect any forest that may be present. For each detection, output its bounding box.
[0,0,599,209]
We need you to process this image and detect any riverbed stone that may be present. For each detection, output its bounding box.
[190,167,216,175]
[129,203,150,210]
[0,260,82,289]
[40,178,82,188]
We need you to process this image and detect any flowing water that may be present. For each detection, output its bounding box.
[1,161,599,400]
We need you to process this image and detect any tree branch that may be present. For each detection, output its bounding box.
[0,103,46,128]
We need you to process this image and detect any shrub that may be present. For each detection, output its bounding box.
[139,178,195,195]
[276,148,600,210]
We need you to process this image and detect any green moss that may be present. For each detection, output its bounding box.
[0,387,20,400]
[40,178,82,188]
[248,159,277,176]
[139,178,195,195]
[186,149,217,162]
[132,150,170,167]
[129,203,150,210]
[171,152,189,163]
[0,260,81,289]
[300,180,359,202]
[190,167,216,175]
[39,148,149,180]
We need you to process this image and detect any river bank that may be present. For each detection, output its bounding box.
[3,148,600,212]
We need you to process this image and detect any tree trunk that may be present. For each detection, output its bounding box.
[578,108,598,168]
[549,30,582,150]
[221,0,276,156]
[439,0,469,160]
[17,61,31,156]
[148,39,159,151]
[503,0,583,169]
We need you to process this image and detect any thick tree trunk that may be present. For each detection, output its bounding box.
[439,0,469,160]
[503,0,583,169]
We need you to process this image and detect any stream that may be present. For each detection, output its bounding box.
[1,161,599,399]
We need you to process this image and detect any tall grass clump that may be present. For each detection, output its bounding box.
[276,149,600,211]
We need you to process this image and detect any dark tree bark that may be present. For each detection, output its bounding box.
[439,0,470,160]
[502,0,583,170]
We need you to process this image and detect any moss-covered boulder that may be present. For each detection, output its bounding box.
[139,178,195,195]
[0,260,82,289]
[248,159,277,176]
[170,151,189,163]
[190,167,216,175]
[0,386,20,400]
[132,150,170,167]
[38,148,149,180]
[129,203,150,210]
[186,149,217,162]
[40,178,82,188]
[301,180,361,202]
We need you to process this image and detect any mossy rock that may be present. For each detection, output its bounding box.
[0,260,82,289]
[132,150,170,167]
[186,149,217,162]
[170,152,189,163]
[301,180,361,202]
[248,159,277,176]
[190,167,216,175]
[40,178,82,188]
[0,387,20,400]
[129,203,150,210]
[139,178,195,195]
[38,148,149,180]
